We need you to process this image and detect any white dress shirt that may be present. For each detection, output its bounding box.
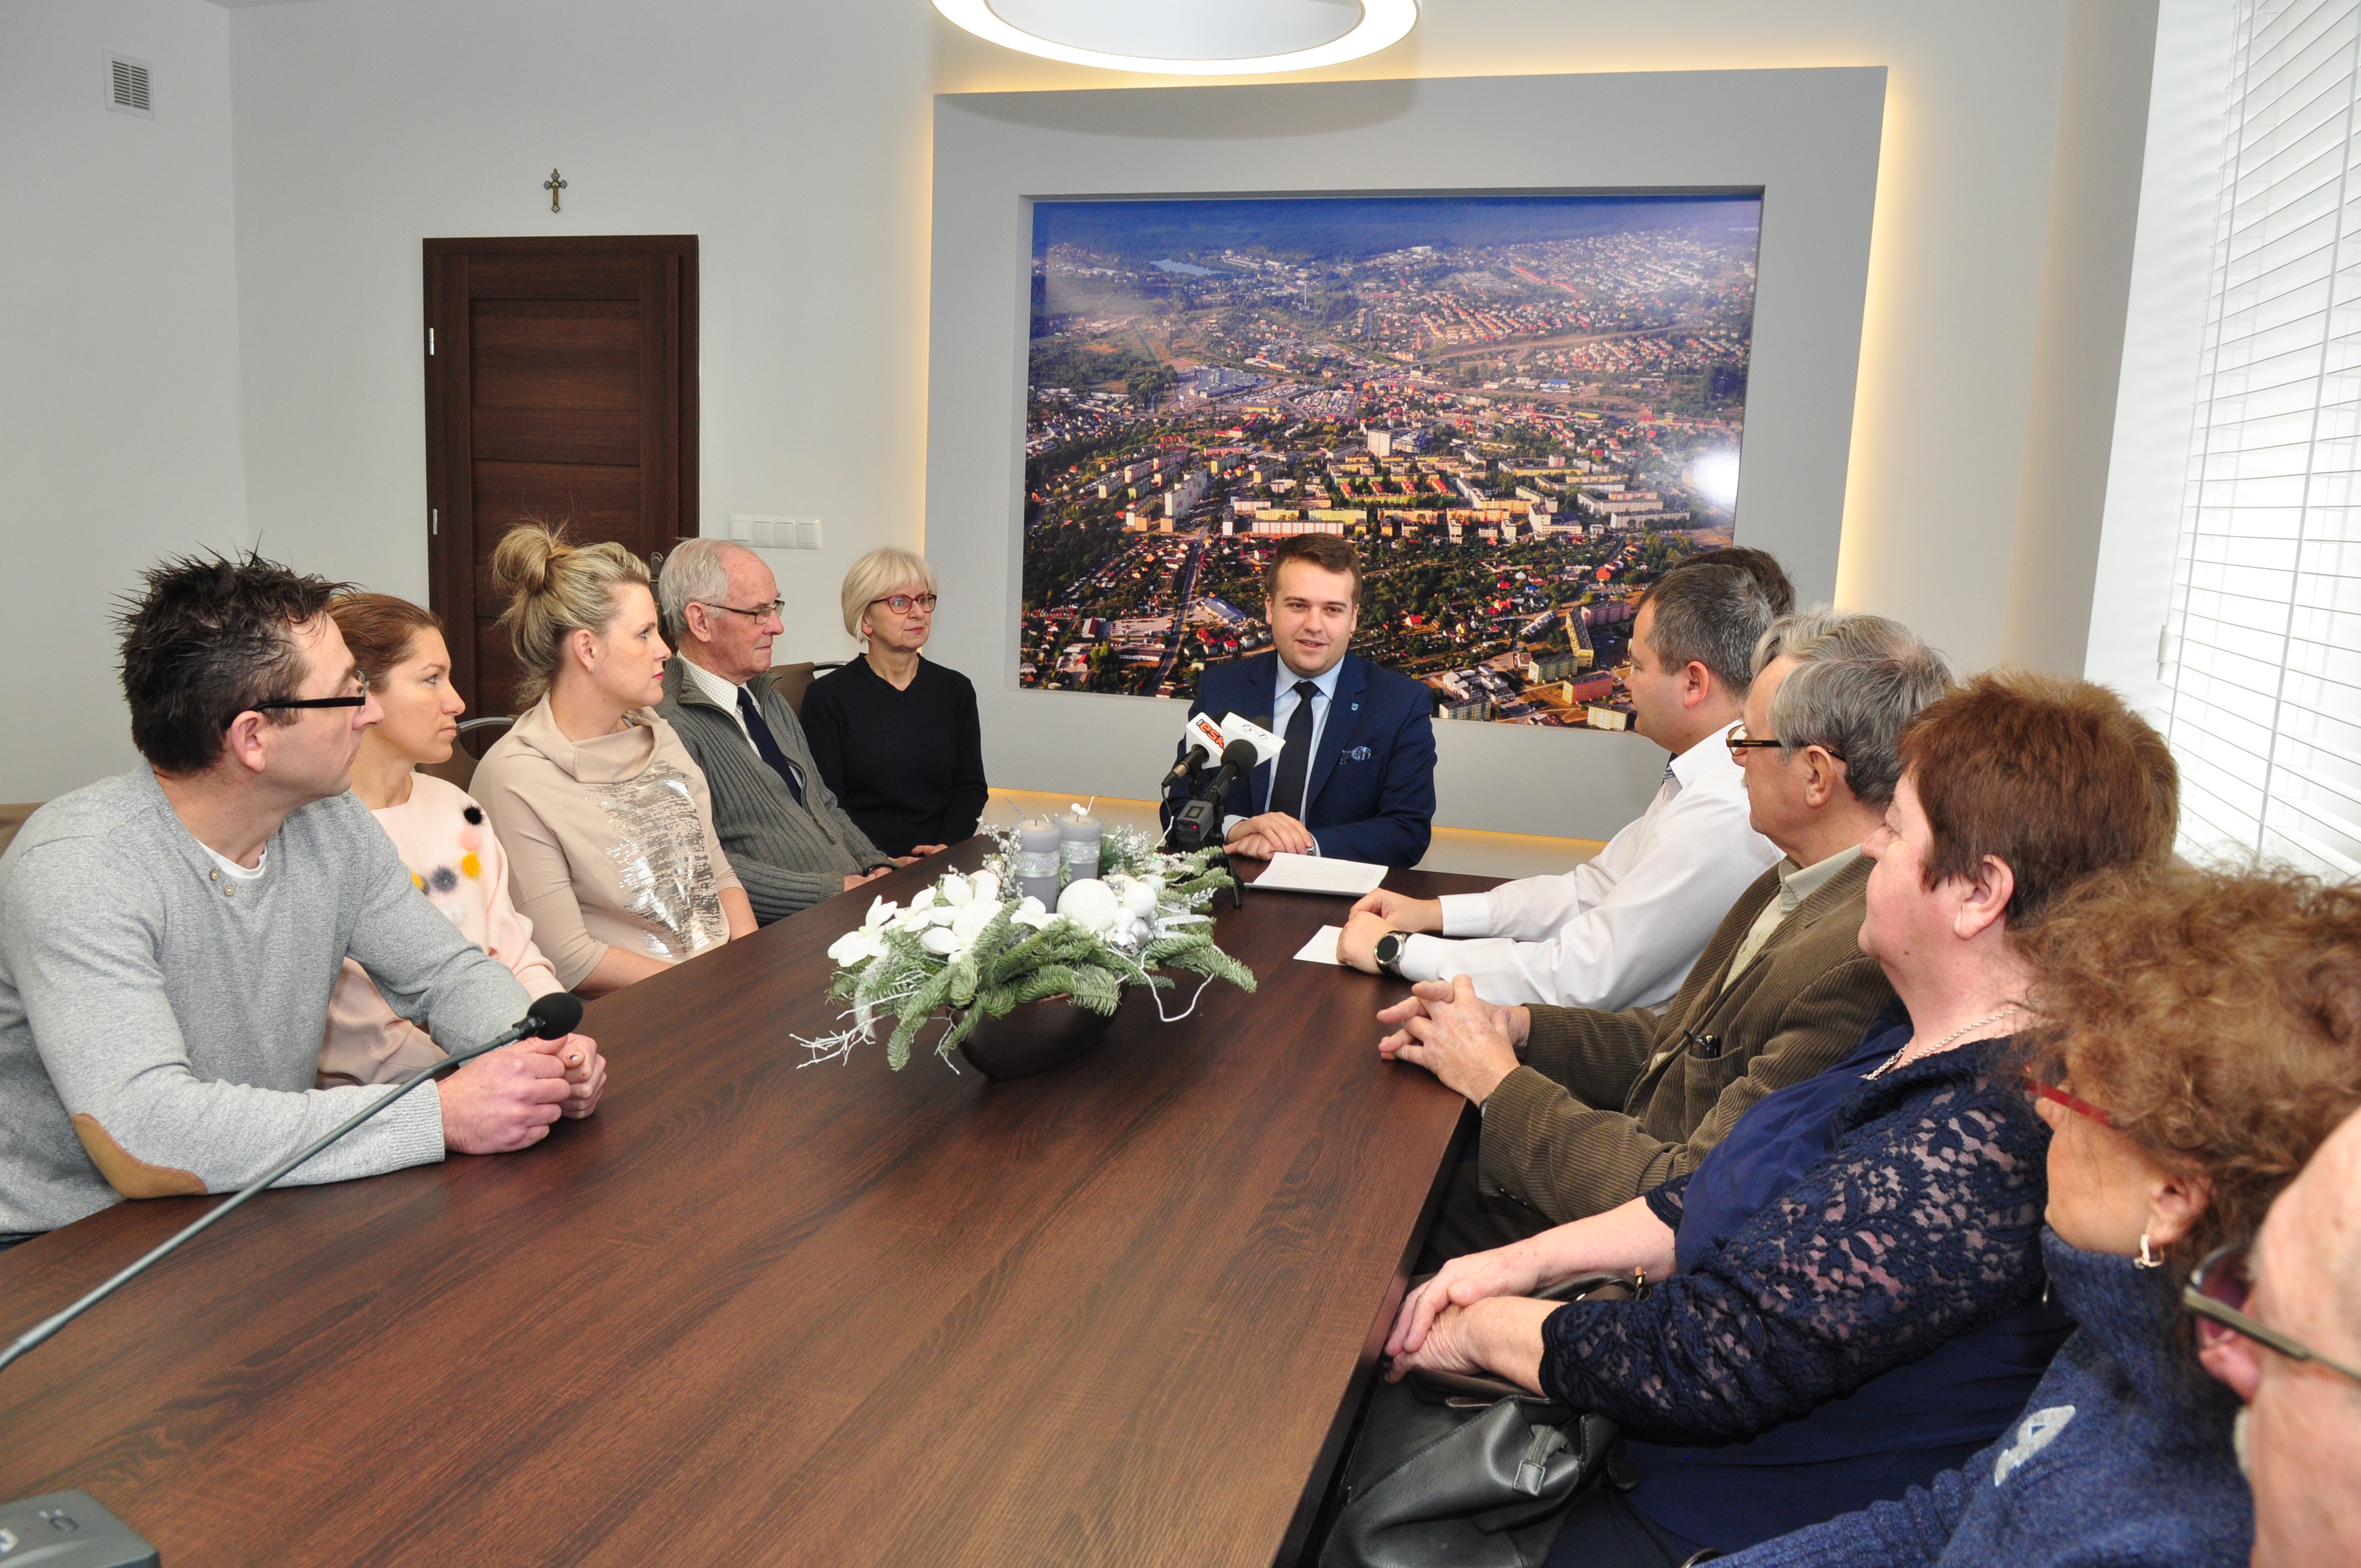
[1224,655,1344,853]
[1396,722,1781,1010]
[679,656,758,750]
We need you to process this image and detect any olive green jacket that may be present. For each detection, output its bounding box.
[1477,854,1893,1224]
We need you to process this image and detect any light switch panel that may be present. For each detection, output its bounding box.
[727,515,823,551]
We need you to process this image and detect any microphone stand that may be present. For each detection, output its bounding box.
[0,1004,576,1378]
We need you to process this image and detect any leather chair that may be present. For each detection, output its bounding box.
[420,716,514,793]
[766,661,843,720]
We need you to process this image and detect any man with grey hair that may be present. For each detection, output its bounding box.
[1372,607,1953,1256]
[2201,1104,2361,1567]
[1341,552,1791,1009]
[654,538,895,923]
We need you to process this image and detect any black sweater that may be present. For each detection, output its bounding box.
[801,655,988,858]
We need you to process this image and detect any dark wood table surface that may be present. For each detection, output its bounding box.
[0,846,1495,1566]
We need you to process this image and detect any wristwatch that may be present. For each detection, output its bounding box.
[1373,929,1407,979]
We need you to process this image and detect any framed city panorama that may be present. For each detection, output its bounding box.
[1019,191,1762,731]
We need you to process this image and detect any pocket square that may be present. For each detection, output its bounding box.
[1346,745,1373,763]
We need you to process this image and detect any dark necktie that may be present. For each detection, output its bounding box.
[1270,679,1320,819]
[736,685,807,806]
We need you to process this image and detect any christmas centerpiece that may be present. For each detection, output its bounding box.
[799,820,1255,1080]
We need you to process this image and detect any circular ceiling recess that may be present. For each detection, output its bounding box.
[934,0,1418,73]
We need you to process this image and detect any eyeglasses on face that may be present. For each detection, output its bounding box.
[869,593,938,616]
[699,599,785,620]
[2027,1075,2113,1127]
[253,694,366,711]
[1726,725,1847,764]
[2184,1240,2361,1389]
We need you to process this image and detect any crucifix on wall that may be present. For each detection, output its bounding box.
[543,168,567,212]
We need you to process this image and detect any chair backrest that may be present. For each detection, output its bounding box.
[418,715,513,793]
[767,661,844,719]
[0,802,40,858]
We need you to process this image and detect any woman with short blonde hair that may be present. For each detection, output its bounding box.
[802,546,986,859]
[469,522,755,995]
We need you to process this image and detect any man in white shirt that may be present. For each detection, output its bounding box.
[655,540,897,923]
[1339,551,1791,1008]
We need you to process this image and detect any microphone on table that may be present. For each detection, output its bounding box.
[1164,735,1271,886]
[0,993,586,1380]
[1158,711,1230,790]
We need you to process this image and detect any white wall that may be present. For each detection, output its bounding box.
[2,0,2169,810]
[0,0,248,801]
[226,0,942,669]
[2086,0,2234,715]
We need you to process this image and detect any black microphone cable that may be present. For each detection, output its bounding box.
[0,993,585,1376]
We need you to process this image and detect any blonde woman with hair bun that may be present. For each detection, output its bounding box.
[469,522,755,996]
[801,545,987,859]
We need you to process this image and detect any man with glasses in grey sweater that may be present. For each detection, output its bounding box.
[0,554,606,1248]
[654,538,897,922]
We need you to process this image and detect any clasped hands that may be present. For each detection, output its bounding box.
[1224,812,1314,860]
[1383,1240,1560,1395]
[439,1028,608,1155]
[1374,976,1529,1107]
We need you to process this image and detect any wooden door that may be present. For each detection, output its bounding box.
[423,236,698,717]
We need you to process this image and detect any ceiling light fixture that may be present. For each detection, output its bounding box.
[932,0,1418,75]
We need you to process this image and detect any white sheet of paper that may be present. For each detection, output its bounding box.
[1255,853,1388,897]
[1294,925,1345,965]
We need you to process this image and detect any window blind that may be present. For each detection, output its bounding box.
[2164,0,2361,875]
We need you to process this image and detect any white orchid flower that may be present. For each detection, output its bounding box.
[939,875,972,908]
[968,869,999,904]
[1010,895,1056,931]
[891,904,934,933]
[910,886,936,911]
[827,928,889,968]
[950,900,997,944]
[863,896,899,931]
[918,925,961,956]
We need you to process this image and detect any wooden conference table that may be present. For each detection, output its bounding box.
[0,846,1494,1566]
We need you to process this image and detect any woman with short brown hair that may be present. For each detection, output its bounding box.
[1375,674,2183,1564]
[1715,863,2361,1567]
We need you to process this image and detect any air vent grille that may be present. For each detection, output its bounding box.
[107,54,153,118]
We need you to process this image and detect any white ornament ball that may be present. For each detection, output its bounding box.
[1056,878,1119,933]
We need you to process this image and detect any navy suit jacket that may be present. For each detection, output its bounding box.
[1165,651,1438,868]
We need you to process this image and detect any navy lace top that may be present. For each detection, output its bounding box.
[1538,1008,2074,1551]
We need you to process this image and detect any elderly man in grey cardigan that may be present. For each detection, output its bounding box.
[0,554,603,1246]
[655,539,896,923]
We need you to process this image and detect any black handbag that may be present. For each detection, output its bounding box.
[1318,1272,1643,1568]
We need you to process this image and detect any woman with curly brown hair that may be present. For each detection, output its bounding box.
[1716,864,2361,1568]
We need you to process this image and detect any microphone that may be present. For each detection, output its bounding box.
[1158,711,1230,789]
[1217,712,1284,769]
[1165,738,1263,855]
[0,995,586,1378]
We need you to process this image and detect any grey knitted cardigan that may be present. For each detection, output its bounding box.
[654,658,890,923]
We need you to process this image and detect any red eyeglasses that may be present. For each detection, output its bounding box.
[2184,1241,2361,1388]
[2026,1075,2112,1126]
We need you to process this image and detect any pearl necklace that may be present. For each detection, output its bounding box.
[1865,1004,2022,1079]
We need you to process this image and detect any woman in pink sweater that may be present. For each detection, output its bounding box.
[319,594,597,1107]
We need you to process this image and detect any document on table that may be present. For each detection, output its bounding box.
[1255,853,1388,897]
[1293,925,1345,966]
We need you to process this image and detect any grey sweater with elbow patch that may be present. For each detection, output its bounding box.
[0,769,531,1236]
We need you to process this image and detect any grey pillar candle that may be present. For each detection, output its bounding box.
[1015,816,1063,905]
[1059,808,1102,883]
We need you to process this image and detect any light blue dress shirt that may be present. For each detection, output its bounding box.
[1225,656,1345,851]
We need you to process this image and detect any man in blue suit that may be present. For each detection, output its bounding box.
[1165,534,1437,868]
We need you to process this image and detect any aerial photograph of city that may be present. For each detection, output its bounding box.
[1019,191,1762,731]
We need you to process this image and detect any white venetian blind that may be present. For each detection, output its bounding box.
[2164,0,2361,875]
